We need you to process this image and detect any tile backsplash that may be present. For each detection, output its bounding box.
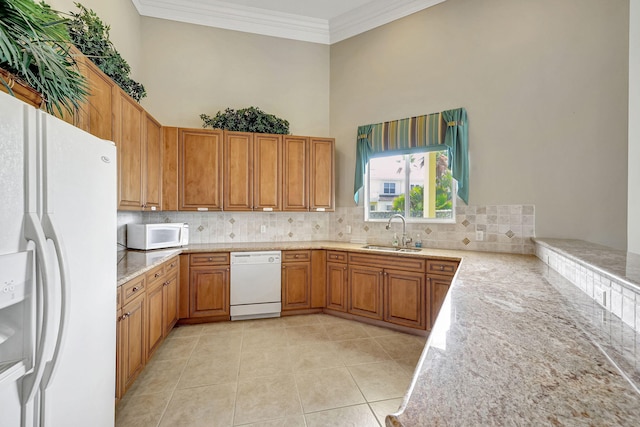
[117,204,535,254]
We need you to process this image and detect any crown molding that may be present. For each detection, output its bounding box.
[131,0,445,45]
[330,0,446,44]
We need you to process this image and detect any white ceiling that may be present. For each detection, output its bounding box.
[131,0,446,44]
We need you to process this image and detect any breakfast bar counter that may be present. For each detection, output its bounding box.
[387,250,640,426]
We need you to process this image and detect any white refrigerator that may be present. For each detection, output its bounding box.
[0,91,117,426]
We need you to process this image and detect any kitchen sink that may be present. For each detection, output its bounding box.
[361,245,422,253]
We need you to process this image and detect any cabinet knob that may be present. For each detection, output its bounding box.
[132,286,140,293]
[208,257,213,261]
[170,263,176,268]
[163,280,170,286]
[439,265,444,271]
[154,272,161,278]
[120,312,130,320]
[295,254,299,258]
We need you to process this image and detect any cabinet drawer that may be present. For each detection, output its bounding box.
[283,250,311,263]
[426,259,459,276]
[145,263,166,288]
[166,256,180,274]
[326,251,347,263]
[190,253,230,266]
[122,275,145,306]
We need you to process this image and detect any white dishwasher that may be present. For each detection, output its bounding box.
[230,251,282,320]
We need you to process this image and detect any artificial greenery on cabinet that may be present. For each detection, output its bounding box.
[67,2,146,101]
[0,0,88,115]
[201,106,290,134]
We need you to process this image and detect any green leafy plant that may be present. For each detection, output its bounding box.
[200,106,290,134]
[0,0,88,116]
[67,2,145,101]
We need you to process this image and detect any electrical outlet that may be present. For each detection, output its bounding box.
[346,225,352,234]
[476,230,484,241]
[260,225,266,233]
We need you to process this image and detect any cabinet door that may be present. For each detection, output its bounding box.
[115,89,145,210]
[120,293,145,394]
[309,138,335,212]
[282,262,311,310]
[144,113,162,211]
[384,269,425,329]
[428,275,452,329]
[179,129,223,211]
[224,131,253,210]
[190,266,229,317]
[146,283,164,359]
[254,134,282,211]
[163,271,179,335]
[326,262,348,312]
[348,265,383,320]
[84,60,115,140]
[283,136,308,211]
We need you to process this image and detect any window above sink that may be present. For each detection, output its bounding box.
[364,150,456,224]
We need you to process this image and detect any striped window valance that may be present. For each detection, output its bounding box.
[354,108,469,204]
[368,112,442,152]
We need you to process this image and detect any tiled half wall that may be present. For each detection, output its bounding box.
[117,204,535,254]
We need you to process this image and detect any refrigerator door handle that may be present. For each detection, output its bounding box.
[21,213,55,407]
[39,213,70,392]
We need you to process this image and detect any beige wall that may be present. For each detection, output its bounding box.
[331,0,629,249]
[138,18,330,134]
[47,0,142,78]
[630,0,640,254]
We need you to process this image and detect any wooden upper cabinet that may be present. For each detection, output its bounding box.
[115,88,145,210]
[82,59,115,141]
[178,128,223,211]
[283,136,308,211]
[144,113,162,211]
[224,131,253,211]
[309,138,335,212]
[253,134,282,211]
[162,127,179,211]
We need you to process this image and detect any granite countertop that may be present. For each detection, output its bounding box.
[116,241,460,286]
[116,240,640,425]
[388,250,640,426]
[534,238,640,290]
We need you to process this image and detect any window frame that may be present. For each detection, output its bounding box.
[364,148,457,224]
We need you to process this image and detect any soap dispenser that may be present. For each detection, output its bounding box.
[392,233,399,247]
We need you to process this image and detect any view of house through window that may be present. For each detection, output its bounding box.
[365,150,455,222]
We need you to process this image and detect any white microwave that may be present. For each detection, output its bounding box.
[126,223,189,250]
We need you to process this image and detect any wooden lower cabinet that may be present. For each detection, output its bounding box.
[428,274,453,329]
[281,250,311,311]
[384,269,425,329]
[146,281,164,359]
[163,271,179,335]
[347,265,384,320]
[326,261,348,312]
[118,292,146,397]
[190,266,230,317]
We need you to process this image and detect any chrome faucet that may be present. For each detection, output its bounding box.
[386,214,412,247]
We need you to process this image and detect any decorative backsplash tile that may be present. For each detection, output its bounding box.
[117,204,535,254]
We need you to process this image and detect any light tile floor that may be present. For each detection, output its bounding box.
[115,314,427,427]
